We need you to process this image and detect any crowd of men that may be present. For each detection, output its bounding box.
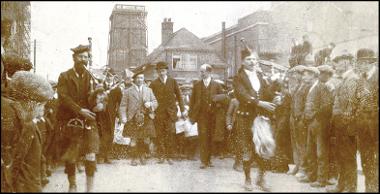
[1,36,378,193]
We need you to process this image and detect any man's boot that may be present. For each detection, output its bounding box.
[256,170,270,192]
[68,175,77,192]
[86,176,94,192]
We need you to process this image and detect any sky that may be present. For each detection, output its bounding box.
[30,1,271,81]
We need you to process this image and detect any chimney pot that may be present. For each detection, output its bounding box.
[168,18,171,22]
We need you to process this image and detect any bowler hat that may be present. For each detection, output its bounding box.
[156,61,168,70]
[356,48,377,62]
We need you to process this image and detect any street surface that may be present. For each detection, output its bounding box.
[42,157,365,192]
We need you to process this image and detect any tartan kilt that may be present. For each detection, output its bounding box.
[123,115,156,139]
[61,121,99,163]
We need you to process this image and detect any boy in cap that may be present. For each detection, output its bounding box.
[120,70,158,166]
[149,61,186,164]
[300,65,334,187]
[56,44,99,192]
[1,71,54,192]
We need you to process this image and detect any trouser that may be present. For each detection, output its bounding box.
[213,141,226,156]
[155,118,175,159]
[185,136,198,158]
[289,115,308,172]
[198,117,214,165]
[272,116,291,170]
[99,129,113,160]
[357,121,379,192]
[175,132,186,157]
[334,118,357,192]
[328,121,338,179]
[305,119,329,182]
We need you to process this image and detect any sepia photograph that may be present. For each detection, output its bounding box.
[1,1,378,192]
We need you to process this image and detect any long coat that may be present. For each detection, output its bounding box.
[1,96,43,192]
[150,77,184,122]
[57,68,99,160]
[119,84,158,139]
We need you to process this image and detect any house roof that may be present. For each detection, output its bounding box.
[146,28,218,63]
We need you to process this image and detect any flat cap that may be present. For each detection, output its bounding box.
[317,65,334,74]
[333,49,354,63]
[156,61,169,70]
[132,67,145,79]
[303,66,320,75]
[288,65,306,73]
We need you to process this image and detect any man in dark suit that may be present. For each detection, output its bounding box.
[233,49,276,191]
[97,71,122,164]
[189,64,224,169]
[56,44,99,192]
[150,61,186,165]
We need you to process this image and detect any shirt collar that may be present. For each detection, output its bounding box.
[160,75,168,83]
[367,65,377,80]
[134,83,143,91]
[203,77,211,85]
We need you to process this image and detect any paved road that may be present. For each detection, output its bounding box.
[42,157,365,192]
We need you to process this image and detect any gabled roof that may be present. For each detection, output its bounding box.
[146,28,216,63]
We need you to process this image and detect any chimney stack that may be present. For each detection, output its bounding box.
[162,18,173,44]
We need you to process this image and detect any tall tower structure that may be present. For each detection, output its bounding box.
[1,1,31,60]
[107,4,148,74]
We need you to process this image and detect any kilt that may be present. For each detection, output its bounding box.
[123,114,156,139]
[235,113,270,170]
[60,120,99,163]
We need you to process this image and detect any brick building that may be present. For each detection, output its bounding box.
[203,2,378,73]
[202,10,286,76]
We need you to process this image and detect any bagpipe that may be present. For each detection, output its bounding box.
[85,37,123,113]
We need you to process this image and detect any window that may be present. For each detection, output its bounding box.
[172,53,197,71]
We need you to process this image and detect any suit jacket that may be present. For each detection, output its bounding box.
[119,84,158,123]
[56,68,94,122]
[304,81,333,124]
[188,79,224,123]
[291,83,312,120]
[150,77,184,121]
[233,67,274,118]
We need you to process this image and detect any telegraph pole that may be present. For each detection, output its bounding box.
[33,39,36,73]
[222,21,227,84]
